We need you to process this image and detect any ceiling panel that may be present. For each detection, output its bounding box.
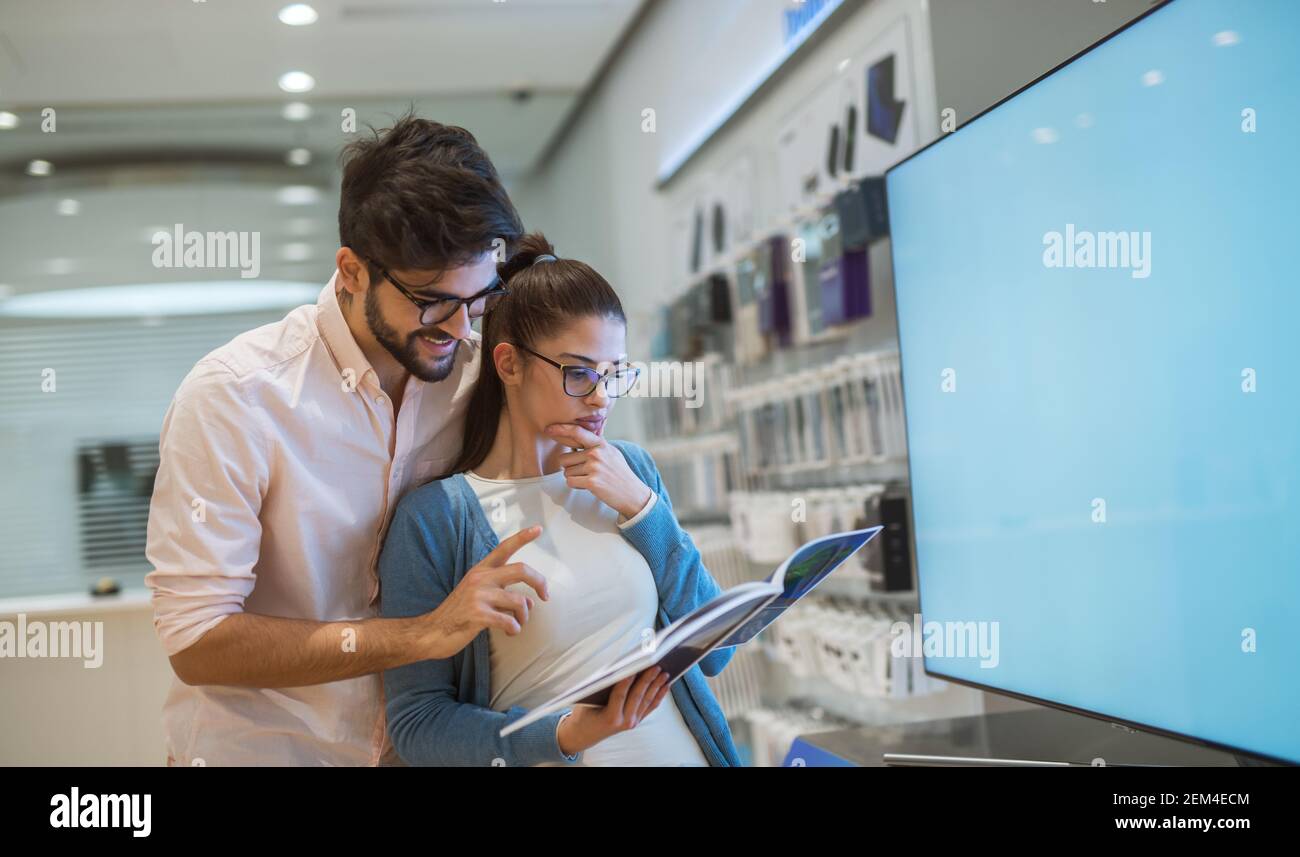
[0,0,640,104]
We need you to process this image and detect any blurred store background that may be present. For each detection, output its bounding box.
[0,0,1154,765]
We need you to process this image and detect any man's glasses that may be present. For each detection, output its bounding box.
[378,266,509,325]
[515,344,641,398]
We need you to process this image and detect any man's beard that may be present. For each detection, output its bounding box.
[364,287,460,383]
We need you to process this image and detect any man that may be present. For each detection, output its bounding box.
[144,116,551,766]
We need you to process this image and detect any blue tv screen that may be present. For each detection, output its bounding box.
[887,0,1299,763]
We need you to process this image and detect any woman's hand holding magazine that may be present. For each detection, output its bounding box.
[556,666,672,756]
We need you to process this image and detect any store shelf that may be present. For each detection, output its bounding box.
[760,647,985,728]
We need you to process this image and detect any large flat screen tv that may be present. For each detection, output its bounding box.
[887,0,1298,764]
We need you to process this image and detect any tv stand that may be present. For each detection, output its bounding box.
[781,707,1275,767]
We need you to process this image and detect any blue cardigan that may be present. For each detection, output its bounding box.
[377,439,742,767]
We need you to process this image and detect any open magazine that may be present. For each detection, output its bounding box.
[499,526,883,738]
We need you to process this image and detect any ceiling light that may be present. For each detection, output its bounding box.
[278,4,318,26]
[0,111,18,130]
[278,71,315,94]
[56,198,81,216]
[27,159,53,177]
[286,147,312,166]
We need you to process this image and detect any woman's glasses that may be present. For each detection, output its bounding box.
[515,344,641,398]
[379,266,509,325]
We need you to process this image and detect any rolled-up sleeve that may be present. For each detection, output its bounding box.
[144,360,268,656]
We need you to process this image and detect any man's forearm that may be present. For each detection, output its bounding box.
[168,611,441,688]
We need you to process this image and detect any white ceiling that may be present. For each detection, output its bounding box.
[0,0,641,104]
[0,0,643,301]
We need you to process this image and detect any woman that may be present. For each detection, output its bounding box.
[378,233,741,766]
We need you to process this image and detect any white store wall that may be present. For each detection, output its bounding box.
[510,0,942,432]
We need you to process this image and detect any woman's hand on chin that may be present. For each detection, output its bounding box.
[547,423,652,520]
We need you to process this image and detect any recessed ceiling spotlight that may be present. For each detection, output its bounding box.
[56,198,81,216]
[278,4,318,26]
[0,111,18,130]
[27,159,53,177]
[278,71,316,94]
[286,148,312,167]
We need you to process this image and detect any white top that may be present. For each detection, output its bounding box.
[464,468,709,767]
[144,274,479,766]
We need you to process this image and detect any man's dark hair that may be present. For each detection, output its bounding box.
[338,112,523,279]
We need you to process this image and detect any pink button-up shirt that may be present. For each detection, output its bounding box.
[145,274,478,766]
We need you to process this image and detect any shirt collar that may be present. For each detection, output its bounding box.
[316,270,377,386]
